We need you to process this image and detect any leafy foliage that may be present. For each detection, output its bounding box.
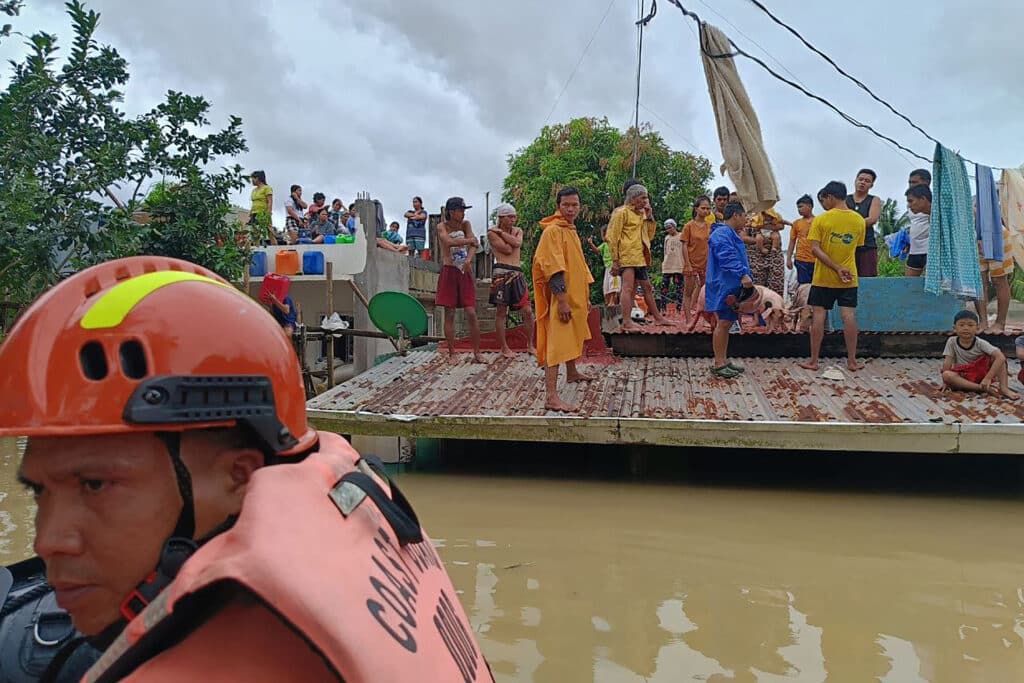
[0,1,249,303]
[876,251,906,278]
[1011,265,1024,303]
[502,117,713,302]
[877,197,909,237]
[0,0,21,43]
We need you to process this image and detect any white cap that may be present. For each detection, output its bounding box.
[495,203,517,217]
[665,219,678,228]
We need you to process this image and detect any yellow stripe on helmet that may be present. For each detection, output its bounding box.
[81,271,236,330]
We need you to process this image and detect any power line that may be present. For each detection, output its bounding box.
[697,0,915,168]
[696,0,802,86]
[544,0,619,126]
[741,0,977,165]
[638,103,709,159]
[631,0,658,176]
[665,0,932,163]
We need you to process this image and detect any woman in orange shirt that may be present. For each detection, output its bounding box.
[681,195,713,324]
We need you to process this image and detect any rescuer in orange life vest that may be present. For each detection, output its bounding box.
[0,256,493,682]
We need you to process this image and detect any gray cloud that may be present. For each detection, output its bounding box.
[4,0,1022,235]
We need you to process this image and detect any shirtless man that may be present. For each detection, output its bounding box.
[437,196,485,363]
[487,203,536,358]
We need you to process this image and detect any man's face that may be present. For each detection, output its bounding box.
[319,210,329,222]
[499,214,517,229]
[20,434,182,635]
[558,195,581,223]
[855,173,875,194]
[822,195,842,211]
[798,203,813,218]
[729,193,739,204]
[332,201,342,211]
[908,174,926,188]
[714,195,728,211]
[413,199,422,210]
[20,432,252,636]
[907,194,929,214]
[294,188,302,198]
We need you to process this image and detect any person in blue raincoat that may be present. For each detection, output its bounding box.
[705,202,754,379]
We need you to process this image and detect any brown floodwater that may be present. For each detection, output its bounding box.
[3,437,1024,681]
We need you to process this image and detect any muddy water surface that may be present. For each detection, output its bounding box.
[3,438,1024,681]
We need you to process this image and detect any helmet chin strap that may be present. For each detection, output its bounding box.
[159,433,196,539]
[113,433,200,628]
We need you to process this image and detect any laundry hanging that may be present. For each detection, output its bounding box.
[925,144,983,299]
[976,164,1004,261]
[699,22,779,213]
[1000,167,1024,269]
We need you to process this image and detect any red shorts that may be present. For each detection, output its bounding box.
[953,355,992,384]
[436,265,476,309]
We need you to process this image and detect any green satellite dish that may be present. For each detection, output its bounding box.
[368,291,429,339]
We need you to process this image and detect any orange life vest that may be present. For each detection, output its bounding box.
[82,432,493,682]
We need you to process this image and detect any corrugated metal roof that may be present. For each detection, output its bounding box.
[307,350,1024,425]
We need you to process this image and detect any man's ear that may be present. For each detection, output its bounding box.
[227,449,264,494]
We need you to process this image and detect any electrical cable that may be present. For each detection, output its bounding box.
[665,0,932,163]
[742,0,978,165]
[544,0,619,126]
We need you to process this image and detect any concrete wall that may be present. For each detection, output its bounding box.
[353,197,411,374]
[828,277,963,331]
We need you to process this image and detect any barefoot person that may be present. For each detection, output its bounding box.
[437,196,485,363]
[607,183,672,330]
[532,187,595,412]
[487,202,536,358]
[800,182,866,373]
[706,202,754,378]
[941,310,1020,399]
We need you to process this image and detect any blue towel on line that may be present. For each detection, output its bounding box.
[976,164,1003,261]
[926,144,983,299]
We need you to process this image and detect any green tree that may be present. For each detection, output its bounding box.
[0,1,249,304]
[877,197,909,237]
[502,117,712,302]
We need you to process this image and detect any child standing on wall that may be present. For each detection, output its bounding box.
[941,310,1019,399]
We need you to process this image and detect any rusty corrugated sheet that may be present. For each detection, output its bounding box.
[308,350,1024,425]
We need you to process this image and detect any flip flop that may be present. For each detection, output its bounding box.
[727,361,745,373]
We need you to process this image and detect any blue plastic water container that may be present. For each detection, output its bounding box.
[250,251,267,277]
[303,251,325,275]
[324,235,337,244]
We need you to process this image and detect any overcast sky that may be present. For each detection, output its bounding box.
[4,0,1024,237]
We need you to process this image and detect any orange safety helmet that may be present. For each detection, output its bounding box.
[0,256,316,456]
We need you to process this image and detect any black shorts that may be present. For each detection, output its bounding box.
[906,253,927,270]
[808,285,858,310]
[622,266,649,281]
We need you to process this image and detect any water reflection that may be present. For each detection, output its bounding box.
[0,437,33,562]
[399,474,1024,683]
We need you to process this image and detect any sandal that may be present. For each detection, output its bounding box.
[710,365,740,379]
[727,361,745,373]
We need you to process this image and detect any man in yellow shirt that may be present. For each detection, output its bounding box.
[706,186,730,225]
[799,181,866,373]
[606,183,672,330]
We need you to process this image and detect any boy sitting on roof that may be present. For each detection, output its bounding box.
[941,310,1019,399]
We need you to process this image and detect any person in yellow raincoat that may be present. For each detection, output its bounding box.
[532,187,595,412]
[605,183,672,330]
